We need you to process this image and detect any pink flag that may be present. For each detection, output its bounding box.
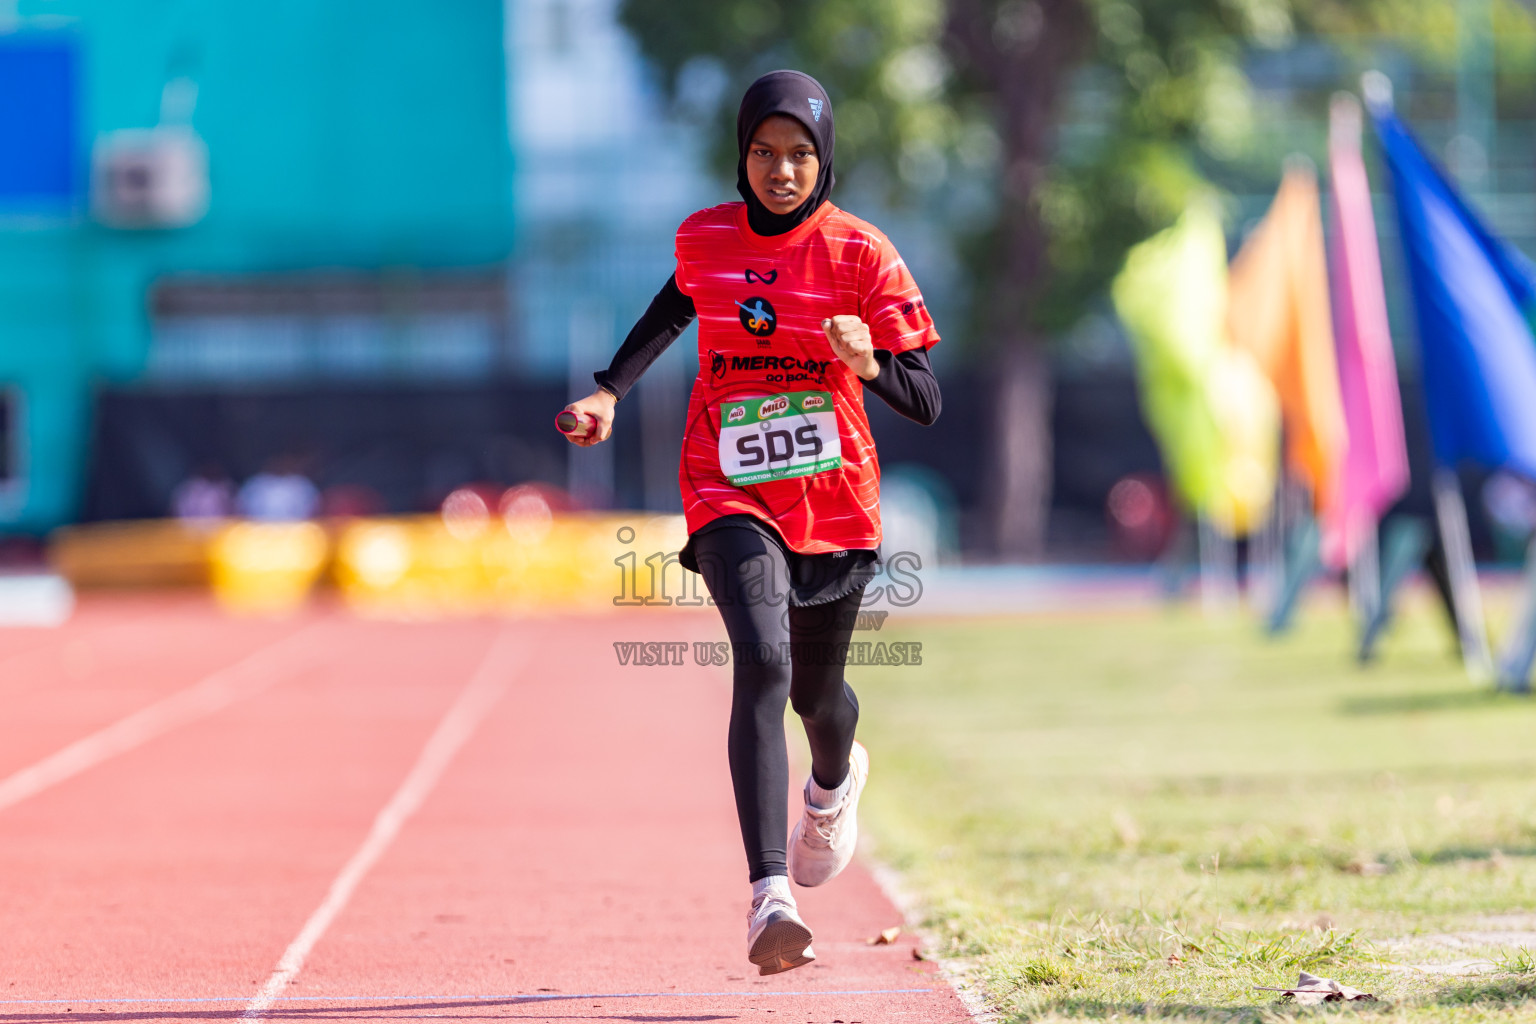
[1322,94,1410,568]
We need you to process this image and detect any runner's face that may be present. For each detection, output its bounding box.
[746,115,819,216]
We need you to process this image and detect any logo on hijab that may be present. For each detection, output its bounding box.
[808,97,823,122]
[735,297,776,338]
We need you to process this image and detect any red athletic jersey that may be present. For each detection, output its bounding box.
[673,201,940,553]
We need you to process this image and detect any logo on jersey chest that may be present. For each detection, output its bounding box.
[736,296,776,340]
[706,349,832,384]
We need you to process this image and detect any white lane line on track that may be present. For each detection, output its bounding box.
[0,623,332,815]
[242,628,525,1022]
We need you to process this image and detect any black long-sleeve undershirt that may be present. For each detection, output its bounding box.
[865,346,941,426]
[594,274,941,426]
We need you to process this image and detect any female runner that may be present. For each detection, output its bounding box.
[561,70,941,976]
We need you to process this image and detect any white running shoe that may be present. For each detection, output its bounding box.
[746,887,815,976]
[788,741,869,887]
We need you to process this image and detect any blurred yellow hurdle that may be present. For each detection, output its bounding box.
[58,510,691,618]
[209,521,330,616]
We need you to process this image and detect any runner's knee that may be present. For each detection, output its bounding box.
[788,665,850,721]
[734,653,791,695]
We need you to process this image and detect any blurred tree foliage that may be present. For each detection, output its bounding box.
[615,0,1517,334]
[618,0,1535,554]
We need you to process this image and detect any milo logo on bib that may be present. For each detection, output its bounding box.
[758,396,790,418]
[717,390,842,487]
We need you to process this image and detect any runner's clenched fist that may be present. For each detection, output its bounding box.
[821,315,879,381]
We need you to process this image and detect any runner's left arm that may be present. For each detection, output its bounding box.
[852,230,942,426]
[592,274,697,401]
[863,346,941,425]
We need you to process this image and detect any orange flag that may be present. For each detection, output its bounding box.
[1227,165,1348,511]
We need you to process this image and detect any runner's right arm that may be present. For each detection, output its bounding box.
[563,274,697,446]
[592,274,697,401]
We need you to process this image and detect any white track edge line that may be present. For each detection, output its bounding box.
[866,855,999,1023]
[0,623,331,815]
[3,988,937,1005]
[242,629,524,1021]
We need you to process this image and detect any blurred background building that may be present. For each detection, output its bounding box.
[1,0,513,536]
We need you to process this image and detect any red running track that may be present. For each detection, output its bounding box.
[0,595,973,1023]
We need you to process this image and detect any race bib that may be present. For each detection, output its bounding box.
[717,391,842,486]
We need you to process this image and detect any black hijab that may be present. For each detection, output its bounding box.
[735,70,835,237]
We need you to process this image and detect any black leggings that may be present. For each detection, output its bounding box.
[692,524,863,882]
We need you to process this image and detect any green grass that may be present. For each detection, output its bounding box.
[854,590,1536,1022]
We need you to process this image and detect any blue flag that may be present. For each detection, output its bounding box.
[1371,103,1536,477]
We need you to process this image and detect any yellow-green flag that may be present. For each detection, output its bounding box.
[1112,201,1280,535]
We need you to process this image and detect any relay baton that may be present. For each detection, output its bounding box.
[556,409,597,438]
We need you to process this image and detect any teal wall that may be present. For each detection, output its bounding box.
[0,1,514,532]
